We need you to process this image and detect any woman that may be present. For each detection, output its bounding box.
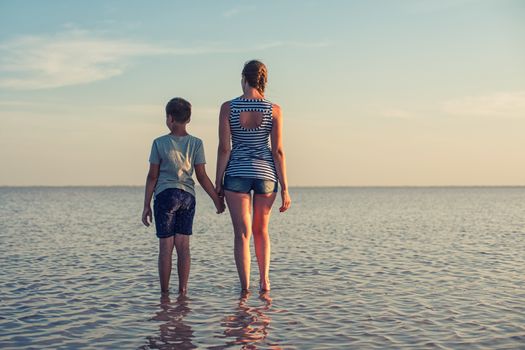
[216,60,291,292]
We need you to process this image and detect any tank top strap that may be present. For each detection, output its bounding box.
[229,97,273,122]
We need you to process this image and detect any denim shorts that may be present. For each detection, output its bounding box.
[153,188,195,238]
[223,175,278,194]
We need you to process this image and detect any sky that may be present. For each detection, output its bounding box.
[0,0,524,186]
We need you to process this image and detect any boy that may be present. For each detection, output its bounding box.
[142,97,225,295]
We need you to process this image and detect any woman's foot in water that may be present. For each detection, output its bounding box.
[260,279,270,292]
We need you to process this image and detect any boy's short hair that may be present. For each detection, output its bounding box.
[165,97,191,123]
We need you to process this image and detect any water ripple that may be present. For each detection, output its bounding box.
[0,187,524,349]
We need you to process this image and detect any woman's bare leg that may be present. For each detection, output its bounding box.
[225,190,253,291]
[252,192,277,291]
[174,234,191,294]
[159,236,175,294]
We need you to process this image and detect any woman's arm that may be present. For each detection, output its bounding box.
[271,104,291,212]
[142,163,160,226]
[195,164,225,213]
[215,101,231,196]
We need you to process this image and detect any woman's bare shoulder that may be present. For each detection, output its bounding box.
[272,103,282,118]
[220,101,231,116]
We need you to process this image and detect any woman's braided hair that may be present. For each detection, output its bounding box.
[242,60,267,95]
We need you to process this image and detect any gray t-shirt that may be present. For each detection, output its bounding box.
[149,134,206,197]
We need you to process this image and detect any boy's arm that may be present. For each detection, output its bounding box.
[215,102,231,195]
[195,164,225,214]
[142,163,160,226]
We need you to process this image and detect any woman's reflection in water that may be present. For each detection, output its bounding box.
[142,294,196,350]
[217,291,278,349]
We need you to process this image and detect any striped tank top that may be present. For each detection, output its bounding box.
[225,97,278,182]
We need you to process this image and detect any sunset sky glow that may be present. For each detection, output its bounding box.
[1,0,524,186]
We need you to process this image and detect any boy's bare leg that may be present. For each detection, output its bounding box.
[252,193,276,291]
[225,191,253,291]
[159,236,175,294]
[174,234,191,294]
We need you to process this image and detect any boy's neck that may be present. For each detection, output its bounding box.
[169,125,189,137]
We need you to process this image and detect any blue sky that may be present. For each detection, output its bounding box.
[1,0,524,186]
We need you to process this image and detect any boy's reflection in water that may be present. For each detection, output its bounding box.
[215,291,278,349]
[142,294,196,350]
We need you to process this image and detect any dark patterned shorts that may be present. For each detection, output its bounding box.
[154,188,195,238]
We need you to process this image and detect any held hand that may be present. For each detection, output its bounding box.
[215,183,224,199]
[214,197,226,214]
[279,189,291,213]
[142,206,152,226]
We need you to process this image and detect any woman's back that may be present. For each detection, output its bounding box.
[225,97,277,182]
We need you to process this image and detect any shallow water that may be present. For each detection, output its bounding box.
[0,186,524,349]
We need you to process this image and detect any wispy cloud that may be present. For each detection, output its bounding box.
[443,91,525,118]
[0,30,168,89]
[0,99,219,122]
[0,30,331,90]
[246,40,332,51]
[380,108,415,119]
[404,0,481,14]
[373,91,525,120]
[222,7,242,18]
[222,5,256,18]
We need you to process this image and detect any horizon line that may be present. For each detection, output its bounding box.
[1,185,524,189]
